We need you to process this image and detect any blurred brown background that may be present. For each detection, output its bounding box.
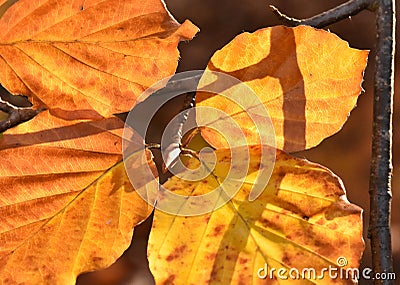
[77,1,399,284]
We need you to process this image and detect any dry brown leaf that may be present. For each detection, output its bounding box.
[0,0,198,119]
[196,25,368,152]
[148,145,363,284]
[0,111,157,284]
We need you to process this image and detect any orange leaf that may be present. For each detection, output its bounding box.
[148,145,363,284]
[0,111,157,284]
[0,0,198,119]
[0,1,18,18]
[196,25,368,152]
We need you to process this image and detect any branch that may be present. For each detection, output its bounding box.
[0,98,44,133]
[270,0,373,28]
[368,0,395,284]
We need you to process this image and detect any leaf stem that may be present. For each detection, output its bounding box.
[270,0,373,28]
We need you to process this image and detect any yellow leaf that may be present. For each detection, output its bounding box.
[0,0,198,119]
[148,145,363,284]
[0,111,157,284]
[196,25,368,152]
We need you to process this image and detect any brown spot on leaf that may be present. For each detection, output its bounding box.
[92,256,103,263]
[260,218,284,232]
[163,274,176,285]
[206,253,217,260]
[166,245,187,261]
[277,171,286,178]
[282,252,292,266]
[213,225,225,236]
[238,257,248,264]
[210,270,218,281]
[315,240,336,257]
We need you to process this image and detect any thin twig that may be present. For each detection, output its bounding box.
[161,91,196,172]
[154,72,201,172]
[145,143,161,150]
[0,98,44,132]
[368,0,395,284]
[150,73,202,98]
[270,0,373,28]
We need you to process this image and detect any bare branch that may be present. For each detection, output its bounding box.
[368,0,395,283]
[270,0,373,28]
[0,98,44,133]
[269,5,302,26]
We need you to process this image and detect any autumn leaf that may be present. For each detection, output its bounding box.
[0,1,18,18]
[0,0,198,120]
[148,145,363,284]
[0,111,157,284]
[196,25,368,152]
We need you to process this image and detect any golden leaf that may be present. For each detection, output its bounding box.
[0,111,157,284]
[196,25,368,152]
[148,145,363,284]
[0,0,198,119]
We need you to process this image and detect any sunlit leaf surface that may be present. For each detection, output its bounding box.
[197,25,368,152]
[149,145,363,285]
[0,111,157,284]
[0,0,198,119]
